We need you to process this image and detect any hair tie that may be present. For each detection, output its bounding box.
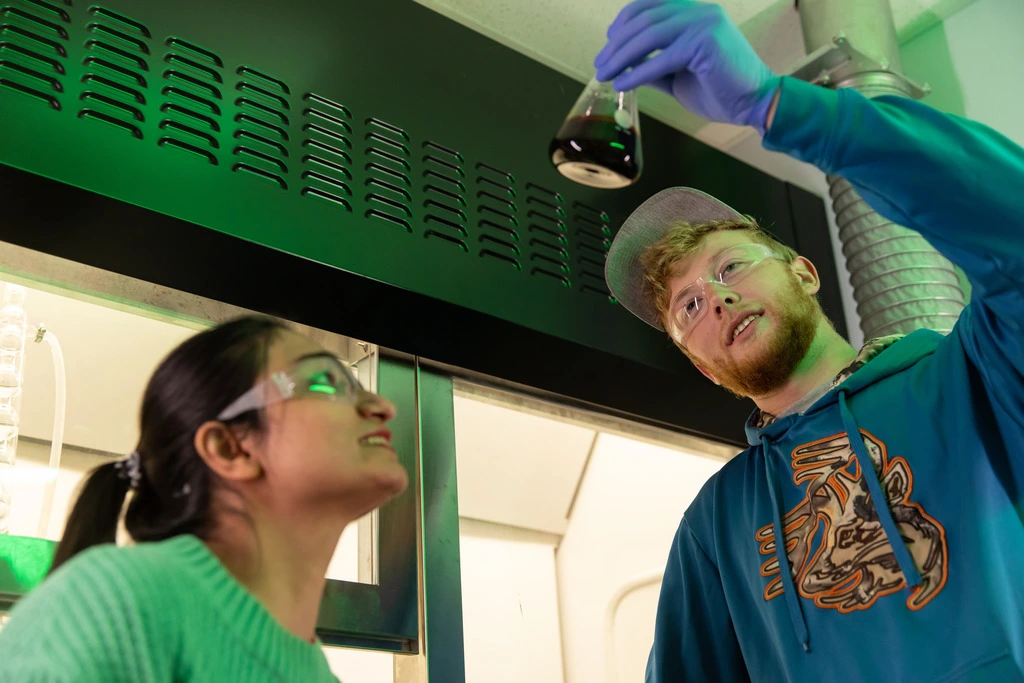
[114,451,142,490]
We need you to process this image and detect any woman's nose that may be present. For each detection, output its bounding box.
[357,390,397,422]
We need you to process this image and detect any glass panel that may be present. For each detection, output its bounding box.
[0,250,381,591]
[451,382,740,683]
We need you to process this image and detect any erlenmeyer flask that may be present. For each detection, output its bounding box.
[549,77,643,189]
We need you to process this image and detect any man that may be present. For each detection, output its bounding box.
[596,1,1024,681]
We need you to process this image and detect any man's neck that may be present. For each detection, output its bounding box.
[753,320,858,418]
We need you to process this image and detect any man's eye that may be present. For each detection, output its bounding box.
[684,297,702,316]
[719,260,748,280]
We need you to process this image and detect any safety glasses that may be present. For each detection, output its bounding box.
[217,354,362,421]
[667,243,780,341]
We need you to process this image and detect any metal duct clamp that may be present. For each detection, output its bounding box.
[788,33,931,100]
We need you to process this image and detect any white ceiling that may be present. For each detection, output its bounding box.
[415,0,977,179]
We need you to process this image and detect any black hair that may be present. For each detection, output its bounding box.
[49,315,288,574]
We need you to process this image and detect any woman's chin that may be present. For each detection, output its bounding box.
[372,465,409,497]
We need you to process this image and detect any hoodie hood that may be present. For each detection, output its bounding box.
[745,331,938,447]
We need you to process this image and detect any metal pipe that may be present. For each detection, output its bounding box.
[799,0,903,71]
[34,325,66,540]
[797,0,966,338]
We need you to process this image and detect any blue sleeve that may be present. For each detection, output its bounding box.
[763,77,1024,430]
[647,518,749,683]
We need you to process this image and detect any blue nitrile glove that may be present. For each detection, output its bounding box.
[594,0,781,136]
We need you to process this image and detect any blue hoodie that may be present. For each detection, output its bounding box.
[647,77,1024,682]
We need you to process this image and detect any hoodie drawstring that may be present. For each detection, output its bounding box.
[761,393,923,655]
[763,434,811,653]
[837,391,923,588]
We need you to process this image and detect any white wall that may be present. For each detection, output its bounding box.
[453,393,594,536]
[5,439,107,540]
[556,434,727,683]
[321,647,395,683]
[13,284,196,456]
[459,518,565,683]
[900,0,1024,147]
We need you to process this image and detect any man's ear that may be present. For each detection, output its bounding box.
[695,363,720,385]
[194,421,262,483]
[790,256,821,296]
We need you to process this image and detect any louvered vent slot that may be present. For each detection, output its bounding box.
[78,5,149,137]
[156,37,222,164]
[297,93,352,210]
[571,200,614,301]
[363,117,412,232]
[524,182,570,287]
[231,65,290,188]
[0,0,71,110]
[475,162,520,270]
[421,141,467,251]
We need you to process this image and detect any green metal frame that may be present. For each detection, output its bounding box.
[415,363,466,681]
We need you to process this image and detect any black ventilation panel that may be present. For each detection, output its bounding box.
[79,6,149,137]
[159,38,222,162]
[0,0,843,442]
[422,141,466,250]
[300,93,353,210]
[0,0,72,110]
[1,0,630,313]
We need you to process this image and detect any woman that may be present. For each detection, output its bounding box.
[0,316,408,681]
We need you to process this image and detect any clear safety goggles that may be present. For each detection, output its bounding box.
[667,243,780,341]
[217,354,362,421]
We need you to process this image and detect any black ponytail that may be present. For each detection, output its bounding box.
[49,461,132,572]
[49,315,288,574]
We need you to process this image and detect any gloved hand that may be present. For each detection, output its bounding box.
[594,0,781,135]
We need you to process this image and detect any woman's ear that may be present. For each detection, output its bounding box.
[194,421,262,483]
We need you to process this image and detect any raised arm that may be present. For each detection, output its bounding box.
[764,75,1024,444]
[764,76,1024,308]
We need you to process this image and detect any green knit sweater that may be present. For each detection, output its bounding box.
[0,535,340,682]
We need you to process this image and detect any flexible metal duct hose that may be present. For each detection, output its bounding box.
[829,175,965,336]
[799,0,966,338]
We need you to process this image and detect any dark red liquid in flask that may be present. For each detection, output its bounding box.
[549,114,642,189]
